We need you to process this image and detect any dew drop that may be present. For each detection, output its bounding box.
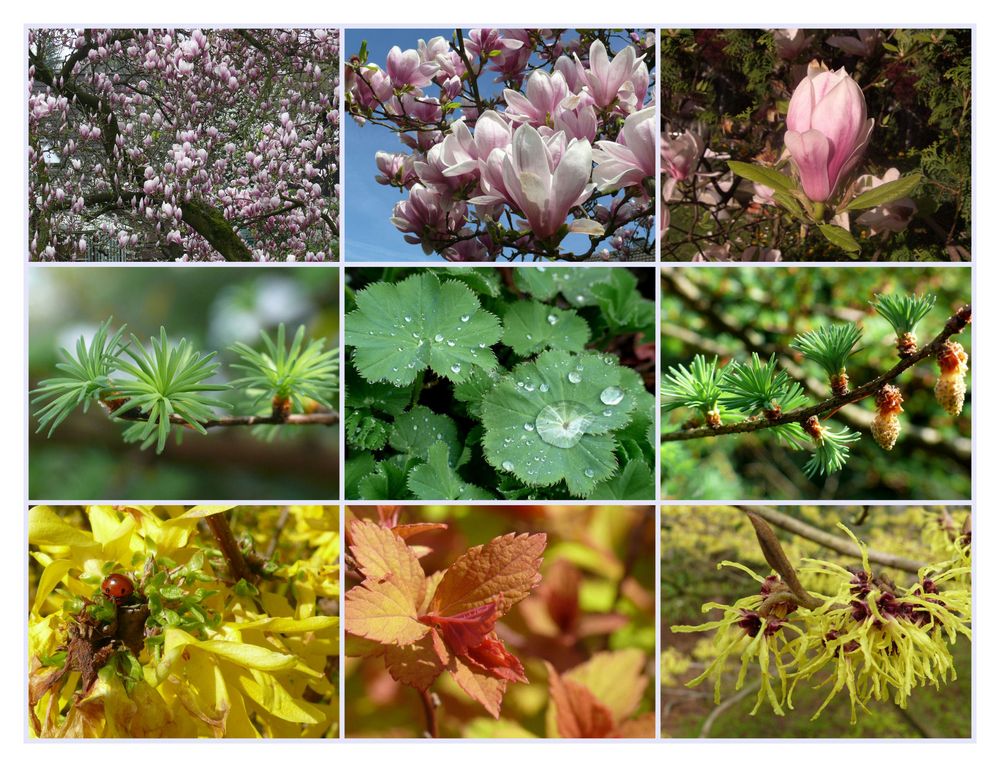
[502,460,514,471]
[534,401,594,449]
[524,423,535,432]
[547,313,558,325]
[539,383,550,393]
[600,386,624,406]
[584,468,595,478]
[526,333,533,340]
[524,383,536,392]
[434,333,444,342]
[447,340,455,347]
[450,363,462,374]
[567,371,582,384]
[603,409,612,417]
[460,314,470,322]
[403,315,412,323]
[574,294,585,303]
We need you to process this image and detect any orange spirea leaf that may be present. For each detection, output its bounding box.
[383,631,449,690]
[344,579,429,646]
[565,649,648,724]
[349,518,426,596]
[546,662,617,738]
[430,532,547,617]
[449,654,506,718]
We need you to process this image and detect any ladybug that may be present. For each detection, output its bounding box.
[101,573,135,605]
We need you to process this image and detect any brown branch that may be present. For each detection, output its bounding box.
[204,512,254,584]
[741,506,924,574]
[662,304,970,442]
[113,410,338,428]
[418,689,439,738]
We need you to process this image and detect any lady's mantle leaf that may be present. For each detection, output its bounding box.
[389,406,461,464]
[344,521,429,645]
[513,267,613,307]
[407,443,494,501]
[344,272,501,386]
[481,350,647,497]
[502,301,590,356]
[429,531,547,617]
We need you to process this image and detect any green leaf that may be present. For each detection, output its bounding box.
[481,350,648,497]
[590,270,655,334]
[443,267,503,297]
[345,453,377,498]
[388,406,461,464]
[502,301,590,356]
[345,409,391,451]
[817,224,861,253]
[407,443,494,500]
[345,368,411,416]
[846,173,922,211]
[344,272,502,386]
[356,455,419,500]
[727,161,796,193]
[513,267,613,307]
[587,459,655,500]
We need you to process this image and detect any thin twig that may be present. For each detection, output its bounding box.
[204,512,254,584]
[663,305,970,442]
[740,506,924,574]
[699,681,761,738]
[418,689,439,738]
[113,410,338,428]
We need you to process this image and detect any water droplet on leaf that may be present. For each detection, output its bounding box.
[600,386,624,405]
[534,401,594,448]
[568,371,582,384]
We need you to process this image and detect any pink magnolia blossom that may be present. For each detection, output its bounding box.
[476,123,597,240]
[853,168,917,233]
[503,70,570,127]
[783,66,873,202]
[662,130,704,180]
[386,45,435,88]
[582,39,643,110]
[592,106,656,191]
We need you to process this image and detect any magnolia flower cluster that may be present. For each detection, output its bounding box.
[28,29,341,261]
[347,30,655,260]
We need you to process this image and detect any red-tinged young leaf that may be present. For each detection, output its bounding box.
[383,631,449,691]
[344,578,429,646]
[430,532,547,617]
[349,519,426,604]
[448,654,506,719]
[566,649,648,724]
[546,662,616,738]
[392,523,449,541]
[465,634,527,683]
[420,601,498,655]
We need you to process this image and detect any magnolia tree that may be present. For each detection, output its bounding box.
[28,28,340,262]
[660,29,971,261]
[346,29,655,261]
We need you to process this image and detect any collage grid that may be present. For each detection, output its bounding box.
[24,25,973,741]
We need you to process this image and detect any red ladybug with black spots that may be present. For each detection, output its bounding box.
[101,573,135,605]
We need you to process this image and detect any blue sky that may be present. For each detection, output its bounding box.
[343,28,648,262]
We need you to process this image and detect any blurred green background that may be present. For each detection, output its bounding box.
[661,266,971,500]
[29,267,339,500]
[661,505,971,738]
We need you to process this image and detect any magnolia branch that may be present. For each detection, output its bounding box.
[740,506,924,575]
[662,304,971,442]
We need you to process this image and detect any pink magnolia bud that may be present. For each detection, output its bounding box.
[784,66,874,202]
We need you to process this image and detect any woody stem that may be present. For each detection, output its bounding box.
[418,688,439,738]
